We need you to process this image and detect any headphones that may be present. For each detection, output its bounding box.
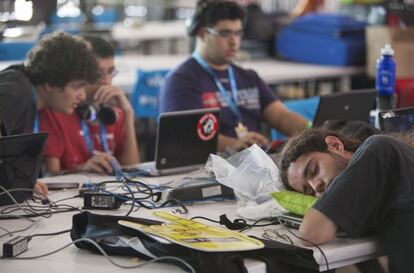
[186,0,216,37]
[186,0,246,37]
[75,103,118,125]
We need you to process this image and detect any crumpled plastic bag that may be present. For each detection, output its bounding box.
[205,144,287,220]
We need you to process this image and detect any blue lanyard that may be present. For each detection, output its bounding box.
[192,52,242,122]
[80,120,111,156]
[32,88,39,133]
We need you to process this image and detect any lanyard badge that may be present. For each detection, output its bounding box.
[192,52,249,138]
[235,122,248,139]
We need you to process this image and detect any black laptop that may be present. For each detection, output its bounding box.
[379,106,414,132]
[0,133,48,206]
[137,108,220,176]
[313,89,376,127]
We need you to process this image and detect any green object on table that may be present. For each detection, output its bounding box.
[271,190,317,216]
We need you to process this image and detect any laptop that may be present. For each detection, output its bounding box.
[313,89,376,127]
[137,108,220,176]
[278,212,303,229]
[379,106,414,132]
[0,132,48,206]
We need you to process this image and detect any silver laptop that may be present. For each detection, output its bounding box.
[379,106,414,132]
[313,89,376,127]
[137,108,220,176]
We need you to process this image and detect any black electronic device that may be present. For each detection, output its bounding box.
[379,106,414,132]
[83,192,123,210]
[278,212,303,229]
[3,236,29,257]
[313,89,376,127]
[0,133,47,206]
[75,103,117,125]
[162,180,235,202]
[136,108,220,176]
[46,182,80,190]
[186,0,214,36]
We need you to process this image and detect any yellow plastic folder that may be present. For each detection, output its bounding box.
[119,211,264,252]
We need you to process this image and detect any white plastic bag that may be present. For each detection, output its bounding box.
[205,144,286,219]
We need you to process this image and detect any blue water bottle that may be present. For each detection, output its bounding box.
[376,44,396,110]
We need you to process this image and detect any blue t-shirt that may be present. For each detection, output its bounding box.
[159,57,278,138]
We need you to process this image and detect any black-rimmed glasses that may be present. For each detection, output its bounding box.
[101,68,119,78]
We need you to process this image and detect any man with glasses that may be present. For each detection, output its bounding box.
[0,31,100,194]
[160,0,308,152]
[39,36,140,175]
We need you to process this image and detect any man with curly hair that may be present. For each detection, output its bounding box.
[279,128,414,273]
[0,32,100,194]
[39,35,140,174]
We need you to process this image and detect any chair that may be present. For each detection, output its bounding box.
[130,69,169,161]
[0,41,35,61]
[131,69,169,119]
[92,8,119,25]
[271,96,320,140]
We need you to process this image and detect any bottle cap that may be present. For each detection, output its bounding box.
[381,44,394,56]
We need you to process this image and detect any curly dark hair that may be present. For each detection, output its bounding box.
[25,32,100,88]
[82,35,116,59]
[278,128,361,189]
[320,120,380,143]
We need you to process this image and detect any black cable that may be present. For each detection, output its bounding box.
[1,238,196,273]
[96,179,136,216]
[52,195,81,204]
[121,179,135,216]
[238,217,280,233]
[0,207,79,220]
[276,218,330,271]
[191,215,221,223]
[158,199,188,214]
[190,215,278,231]
[28,229,71,239]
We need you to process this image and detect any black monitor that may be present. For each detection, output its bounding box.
[313,89,376,127]
[0,133,47,206]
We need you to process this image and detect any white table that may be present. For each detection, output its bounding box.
[0,54,364,95]
[112,20,187,42]
[111,20,190,55]
[0,173,382,273]
[112,54,364,94]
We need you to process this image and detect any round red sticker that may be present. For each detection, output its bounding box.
[197,113,218,141]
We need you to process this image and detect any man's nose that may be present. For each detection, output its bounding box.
[78,88,86,101]
[100,73,112,85]
[229,35,239,45]
[308,178,325,196]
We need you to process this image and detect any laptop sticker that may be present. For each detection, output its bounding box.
[197,113,218,141]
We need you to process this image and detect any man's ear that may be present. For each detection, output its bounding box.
[41,83,54,93]
[198,27,207,41]
[324,135,345,153]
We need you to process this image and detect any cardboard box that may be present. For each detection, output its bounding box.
[366,26,414,79]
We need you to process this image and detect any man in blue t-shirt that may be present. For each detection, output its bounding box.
[159,0,307,152]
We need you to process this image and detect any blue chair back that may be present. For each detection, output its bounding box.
[0,41,35,61]
[131,69,169,119]
[271,96,320,140]
[92,9,119,24]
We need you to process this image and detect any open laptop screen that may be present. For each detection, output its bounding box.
[379,107,414,132]
[155,108,220,170]
[0,133,47,206]
[313,89,376,127]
